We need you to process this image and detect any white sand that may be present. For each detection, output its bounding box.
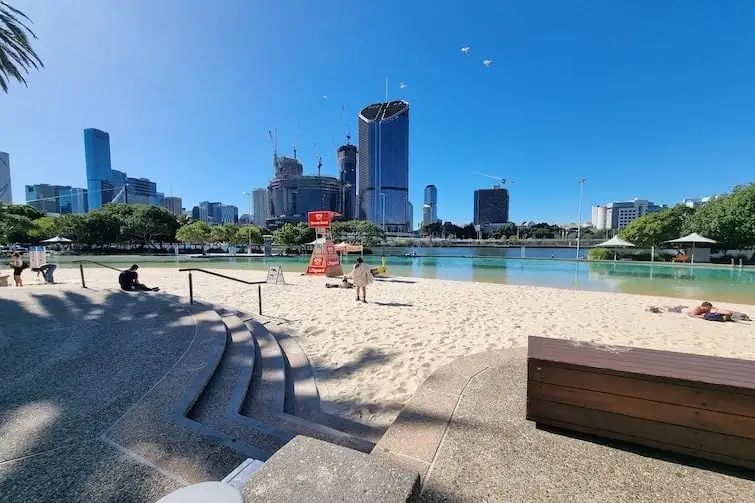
[49,266,755,428]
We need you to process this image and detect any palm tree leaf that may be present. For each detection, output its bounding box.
[0,1,43,93]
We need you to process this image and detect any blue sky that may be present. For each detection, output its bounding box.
[2,0,754,225]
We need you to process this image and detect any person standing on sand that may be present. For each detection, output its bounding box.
[9,252,25,287]
[351,257,373,303]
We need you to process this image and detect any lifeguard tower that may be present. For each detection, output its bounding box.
[305,211,343,277]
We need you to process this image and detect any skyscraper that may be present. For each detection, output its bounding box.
[474,186,510,226]
[407,200,413,232]
[423,184,438,226]
[0,151,11,203]
[25,184,88,214]
[162,196,183,215]
[220,204,239,224]
[84,128,114,210]
[337,143,357,220]
[358,100,410,232]
[252,188,269,226]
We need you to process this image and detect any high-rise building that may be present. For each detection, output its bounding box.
[25,184,88,214]
[84,128,114,210]
[358,100,410,232]
[162,196,183,215]
[423,184,438,226]
[407,200,413,232]
[220,204,239,224]
[252,188,269,226]
[0,151,11,203]
[337,143,357,220]
[591,198,667,230]
[474,186,510,226]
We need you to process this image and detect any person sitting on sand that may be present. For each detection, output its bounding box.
[119,264,159,292]
[351,257,374,303]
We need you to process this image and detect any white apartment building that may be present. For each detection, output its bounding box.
[591,198,667,230]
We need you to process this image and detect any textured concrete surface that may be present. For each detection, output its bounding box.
[0,288,247,502]
[241,436,420,502]
[412,352,755,503]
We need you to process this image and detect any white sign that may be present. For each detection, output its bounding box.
[29,246,46,269]
[266,266,284,285]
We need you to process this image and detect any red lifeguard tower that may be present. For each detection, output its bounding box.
[306,211,343,277]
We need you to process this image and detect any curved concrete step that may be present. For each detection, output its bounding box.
[188,313,287,459]
[240,320,376,453]
[274,331,386,444]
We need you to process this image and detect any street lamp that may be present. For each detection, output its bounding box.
[576,178,587,259]
[380,192,387,231]
[242,191,253,254]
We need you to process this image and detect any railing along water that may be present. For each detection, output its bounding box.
[178,268,264,315]
[72,260,122,288]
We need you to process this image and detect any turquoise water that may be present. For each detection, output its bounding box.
[58,248,755,304]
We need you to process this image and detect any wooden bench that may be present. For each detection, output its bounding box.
[0,274,9,287]
[526,336,755,470]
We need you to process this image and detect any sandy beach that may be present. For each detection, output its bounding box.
[45,266,755,428]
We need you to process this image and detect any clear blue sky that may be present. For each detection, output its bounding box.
[2,0,754,225]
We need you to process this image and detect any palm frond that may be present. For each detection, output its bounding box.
[0,1,43,93]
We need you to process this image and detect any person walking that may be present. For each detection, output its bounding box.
[351,257,373,303]
[9,252,24,287]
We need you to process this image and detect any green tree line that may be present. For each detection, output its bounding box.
[619,183,755,251]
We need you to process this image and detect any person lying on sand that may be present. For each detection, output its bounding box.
[647,302,750,321]
[325,277,354,289]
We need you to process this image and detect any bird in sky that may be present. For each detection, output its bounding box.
[483,60,493,68]
[461,46,471,55]
[322,95,328,99]
[399,81,407,89]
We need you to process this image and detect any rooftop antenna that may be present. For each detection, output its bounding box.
[293,123,300,159]
[313,141,322,177]
[341,105,351,145]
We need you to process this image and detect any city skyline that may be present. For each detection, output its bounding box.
[2,1,754,223]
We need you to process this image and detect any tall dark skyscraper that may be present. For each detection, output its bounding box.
[337,142,357,220]
[358,100,410,232]
[474,186,510,226]
[84,128,113,211]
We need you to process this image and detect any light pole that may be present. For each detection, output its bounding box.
[242,191,252,254]
[380,192,387,231]
[576,178,587,259]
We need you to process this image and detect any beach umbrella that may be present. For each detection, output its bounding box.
[666,232,717,264]
[41,235,73,243]
[334,242,363,254]
[595,235,635,260]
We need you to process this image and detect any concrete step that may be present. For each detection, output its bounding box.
[239,320,376,453]
[187,313,287,459]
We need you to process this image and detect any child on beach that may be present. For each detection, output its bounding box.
[351,257,374,303]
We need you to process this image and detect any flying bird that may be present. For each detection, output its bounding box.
[322,95,328,99]
[461,46,471,55]
[399,81,407,89]
[483,60,493,68]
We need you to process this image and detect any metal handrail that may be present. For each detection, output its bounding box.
[178,268,264,314]
[72,259,123,288]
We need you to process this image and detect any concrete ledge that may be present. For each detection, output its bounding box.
[372,349,525,481]
[241,436,420,503]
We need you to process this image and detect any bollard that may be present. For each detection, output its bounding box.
[188,272,194,305]
[258,284,262,315]
[79,263,86,288]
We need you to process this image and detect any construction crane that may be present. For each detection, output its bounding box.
[473,171,514,185]
[268,129,278,164]
[313,141,322,177]
[341,105,351,145]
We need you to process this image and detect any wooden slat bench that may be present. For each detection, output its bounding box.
[526,336,755,470]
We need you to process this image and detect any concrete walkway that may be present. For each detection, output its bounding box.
[374,349,755,502]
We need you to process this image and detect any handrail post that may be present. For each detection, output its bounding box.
[79,264,86,288]
[188,272,194,305]
[258,284,262,315]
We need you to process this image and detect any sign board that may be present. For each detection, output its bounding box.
[29,246,46,269]
[266,266,285,285]
[307,211,341,228]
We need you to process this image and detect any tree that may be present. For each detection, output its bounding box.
[176,221,211,245]
[54,214,87,243]
[684,184,755,251]
[118,205,179,248]
[0,2,43,93]
[210,223,238,244]
[493,222,517,239]
[233,225,263,247]
[331,220,385,247]
[26,216,56,242]
[84,210,121,248]
[619,205,695,248]
[273,223,300,248]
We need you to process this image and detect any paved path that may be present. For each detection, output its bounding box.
[375,349,755,503]
[0,288,196,502]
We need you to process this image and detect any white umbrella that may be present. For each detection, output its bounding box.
[595,235,635,260]
[666,232,717,264]
[41,235,73,243]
